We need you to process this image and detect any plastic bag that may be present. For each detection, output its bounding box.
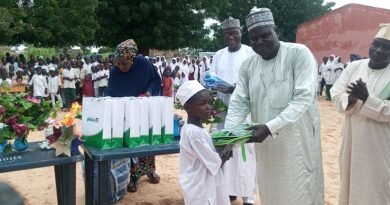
[211,124,252,161]
[202,71,233,89]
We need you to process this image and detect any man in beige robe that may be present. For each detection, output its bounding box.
[331,23,390,205]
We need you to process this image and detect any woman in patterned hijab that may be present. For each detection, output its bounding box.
[106,39,162,196]
[114,39,138,72]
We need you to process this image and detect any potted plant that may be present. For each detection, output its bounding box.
[46,102,83,156]
[0,93,57,152]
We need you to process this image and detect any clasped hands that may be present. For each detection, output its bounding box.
[346,78,369,105]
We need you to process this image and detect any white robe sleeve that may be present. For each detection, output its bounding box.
[43,77,48,88]
[265,46,318,135]
[225,60,251,129]
[29,75,35,86]
[330,62,364,115]
[359,95,390,122]
[210,52,219,74]
[189,132,222,176]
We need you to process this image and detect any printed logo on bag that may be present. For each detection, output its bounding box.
[86,117,99,123]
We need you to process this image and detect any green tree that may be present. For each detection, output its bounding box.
[94,0,213,54]
[0,0,334,53]
[20,0,99,47]
[206,0,335,50]
[0,0,99,47]
[0,0,28,45]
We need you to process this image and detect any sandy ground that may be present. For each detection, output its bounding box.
[0,96,343,205]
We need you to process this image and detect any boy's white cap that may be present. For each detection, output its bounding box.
[176,81,206,105]
[49,66,55,71]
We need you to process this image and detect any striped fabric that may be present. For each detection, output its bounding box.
[110,159,131,203]
[82,159,131,204]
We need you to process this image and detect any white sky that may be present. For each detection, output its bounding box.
[330,0,390,9]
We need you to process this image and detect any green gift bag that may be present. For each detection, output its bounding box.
[124,98,142,148]
[149,97,162,145]
[139,97,151,146]
[111,98,124,148]
[161,97,174,144]
[82,97,113,149]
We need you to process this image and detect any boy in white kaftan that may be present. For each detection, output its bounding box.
[177,81,230,205]
[179,124,229,205]
[29,67,48,98]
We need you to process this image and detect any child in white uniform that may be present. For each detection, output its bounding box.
[176,81,231,205]
[29,67,47,98]
[48,67,63,108]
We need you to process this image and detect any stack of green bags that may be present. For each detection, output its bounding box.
[211,124,252,161]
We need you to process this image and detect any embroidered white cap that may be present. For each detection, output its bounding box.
[246,7,275,32]
[375,23,390,41]
[222,17,241,30]
[176,81,206,105]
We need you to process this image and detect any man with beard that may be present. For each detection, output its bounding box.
[211,17,257,205]
[225,7,324,205]
[330,23,390,205]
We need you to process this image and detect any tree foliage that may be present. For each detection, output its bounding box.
[0,0,99,47]
[0,0,334,52]
[205,0,335,50]
[94,0,213,52]
[0,0,27,45]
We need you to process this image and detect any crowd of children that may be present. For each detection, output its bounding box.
[0,53,115,110]
[149,55,213,99]
[0,53,214,110]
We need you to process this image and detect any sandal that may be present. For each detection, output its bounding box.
[147,171,160,184]
[127,177,138,192]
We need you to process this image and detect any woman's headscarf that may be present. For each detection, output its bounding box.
[170,58,178,68]
[201,56,210,71]
[180,59,189,74]
[114,39,138,60]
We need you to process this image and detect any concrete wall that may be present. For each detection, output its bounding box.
[296,4,390,64]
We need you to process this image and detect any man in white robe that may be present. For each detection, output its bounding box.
[318,56,328,96]
[333,57,344,83]
[330,23,390,205]
[225,7,324,205]
[211,17,257,205]
[324,54,337,100]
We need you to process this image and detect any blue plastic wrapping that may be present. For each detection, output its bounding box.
[202,71,233,89]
